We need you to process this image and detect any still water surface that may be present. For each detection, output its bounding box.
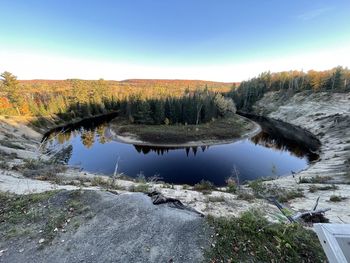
[44,116,318,186]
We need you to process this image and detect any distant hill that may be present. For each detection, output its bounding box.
[0,78,237,116]
[18,79,236,93]
[119,79,236,88]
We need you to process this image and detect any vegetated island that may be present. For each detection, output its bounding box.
[109,91,259,146]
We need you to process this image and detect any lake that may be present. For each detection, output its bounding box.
[43,114,319,186]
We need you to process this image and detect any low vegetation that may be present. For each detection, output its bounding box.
[90,176,122,190]
[129,183,150,193]
[205,210,326,262]
[329,195,346,202]
[207,196,226,203]
[309,184,338,193]
[0,190,92,245]
[0,139,25,150]
[16,158,67,183]
[249,180,304,203]
[193,180,216,194]
[298,175,332,184]
[225,176,238,193]
[0,150,17,169]
[236,191,255,201]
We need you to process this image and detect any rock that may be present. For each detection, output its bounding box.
[0,249,8,256]
[38,238,45,244]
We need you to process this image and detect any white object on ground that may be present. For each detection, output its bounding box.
[314,223,350,263]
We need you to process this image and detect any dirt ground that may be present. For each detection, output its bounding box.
[0,190,211,263]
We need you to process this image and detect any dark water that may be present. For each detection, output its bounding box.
[43,115,319,186]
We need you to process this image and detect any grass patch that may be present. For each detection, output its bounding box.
[90,176,122,190]
[135,172,147,183]
[0,190,92,245]
[0,191,58,224]
[0,150,18,169]
[129,183,150,193]
[5,226,33,239]
[329,195,346,202]
[17,158,67,183]
[249,180,304,203]
[299,175,332,184]
[0,160,10,169]
[309,184,338,193]
[205,210,326,262]
[225,177,237,193]
[236,191,255,201]
[182,184,190,190]
[0,139,25,150]
[193,180,216,194]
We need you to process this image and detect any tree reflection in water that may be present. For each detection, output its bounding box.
[250,131,319,162]
[133,145,210,156]
[131,129,319,162]
[44,123,112,157]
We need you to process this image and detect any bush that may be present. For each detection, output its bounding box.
[129,183,149,193]
[329,195,345,202]
[225,177,237,193]
[249,180,304,203]
[299,175,332,184]
[90,176,121,190]
[193,180,215,194]
[309,184,338,193]
[237,191,255,201]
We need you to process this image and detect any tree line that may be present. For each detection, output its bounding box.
[229,66,350,111]
[0,71,232,119]
[1,67,349,120]
[117,92,236,125]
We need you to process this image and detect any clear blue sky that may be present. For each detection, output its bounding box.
[1,0,349,81]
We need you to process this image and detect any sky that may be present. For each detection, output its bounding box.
[0,0,350,82]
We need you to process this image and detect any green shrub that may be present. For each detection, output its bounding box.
[329,195,345,202]
[225,177,237,193]
[237,191,255,201]
[193,180,215,194]
[309,184,338,193]
[299,175,331,184]
[248,180,304,203]
[129,183,149,193]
